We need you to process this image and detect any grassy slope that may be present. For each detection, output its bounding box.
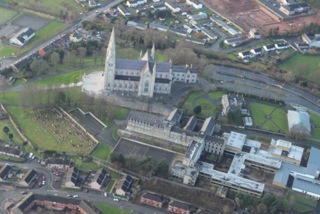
[278,53,320,82]
[309,111,320,139]
[91,143,112,160]
[0,119,24,145]
[95,202,137,214]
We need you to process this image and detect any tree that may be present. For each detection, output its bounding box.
[77,47,87,66]
[193,105,202,114]
[8,133,13,141]
[50,51,60,71]
[3,126,9,134]
[30,59,49,75]
[155,159,169,177]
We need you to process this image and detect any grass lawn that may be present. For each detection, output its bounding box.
[91,142,112,160]
[278,52,320,82]
[0,154,25,162]
[309,111,320,139]
[74,159,99,171]
[0,20,67,58]
[249,102,288,133]
[11,78,26,87]
[0,7,17,25]
[105,179,116,192]
[113,108,129,120]
[95,202,138,214]
[195,98,214,117]
[0,119,24,145]
[112,126,120,142]
[208,91,224,99]
[28,68,99,87]
[182,91,205,114]
[288,191,317,212]
[15,0,84,17]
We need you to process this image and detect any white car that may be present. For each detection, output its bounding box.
[113,198,119,202]
[73,195,79,198]
[104,193,107,197]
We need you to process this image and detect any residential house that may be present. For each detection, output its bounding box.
[135,8,147,16]
[238,51,251,59]
[127,21,147,30]
[279,3,309,16]
[186,0,202,9]
[302,33,320,48]
[221,94,245,116]
[275,43,289,50]
[202,28,217,40]
[151,4,167,12]
[224,37,247,47]
[69,32,83,43]
[149,22,169,32]
[190,12,207,21]
[250,47,262,56]
[169,28,188,36]
[210,16,240,36]
[90,168,109,190]
[88,0,97,8]
[126,0,147,8]
[19,169,37,187]
[46,158,72,170]
[0,164,12,182]
[140,193,165,208]
[263,44,276,52]
[64,167,81,189]
[168,201,191,214]
[118,5,131,16]
[116,175,133,196]
[249,28,261,39]
[165,0,181,13]
[0,146,23,158]
[9,27,35,47]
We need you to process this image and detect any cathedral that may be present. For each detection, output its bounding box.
[82,28,198,97]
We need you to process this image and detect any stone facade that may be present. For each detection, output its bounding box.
[103,28,197,98]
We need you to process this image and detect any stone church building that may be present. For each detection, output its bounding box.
[82,28,197,97]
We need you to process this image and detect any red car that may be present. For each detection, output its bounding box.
[53,171,59,175]
[42,175,46,180]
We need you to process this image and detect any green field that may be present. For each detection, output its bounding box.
[249,102,288,133]
[74,159,99,171]
[309,111,320,139]
[288,191,317,213]
[0,20,67,58]
[278,52,320,82]
[28,68,98,87]
[0,119,24,145]
[0,7,16,25]
[95,203,138,214]
[91,142,112,160]
[14,0,84,17]
[195,98,214,116]
[208,91,224,99]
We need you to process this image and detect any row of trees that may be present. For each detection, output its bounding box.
[235,193,289,214]
[110,152,169,177]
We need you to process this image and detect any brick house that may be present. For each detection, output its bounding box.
[140,193,165,208]
[168,201,191,214]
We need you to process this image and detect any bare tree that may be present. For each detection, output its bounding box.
[50,52,60,72]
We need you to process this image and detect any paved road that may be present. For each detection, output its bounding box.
[0,0,124,69]
[0,158,166,214]
[212,65,320,114]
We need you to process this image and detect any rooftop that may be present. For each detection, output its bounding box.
[226,131,247,150]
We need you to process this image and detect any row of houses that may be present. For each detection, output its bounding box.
[140,192,211,214]
[238,43,289,59]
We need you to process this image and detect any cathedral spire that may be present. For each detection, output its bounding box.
[151,44,155,61]
[106,27,116,63]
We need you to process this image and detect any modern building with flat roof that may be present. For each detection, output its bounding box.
[287,110,311,136]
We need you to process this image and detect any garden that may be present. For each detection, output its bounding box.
[249,102,288,133]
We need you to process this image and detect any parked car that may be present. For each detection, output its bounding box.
[21,191,28,194]
[73,195,79,198]
[113,198,119,202]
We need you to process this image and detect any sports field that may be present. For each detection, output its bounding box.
[249,102,288,133]
[0,7,16,25]
[278,52,320,82]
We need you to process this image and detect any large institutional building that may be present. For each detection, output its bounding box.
[82,28,198,97]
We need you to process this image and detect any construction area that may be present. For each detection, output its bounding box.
[201,0,320,34]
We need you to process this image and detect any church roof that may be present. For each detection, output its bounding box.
[115,59,171,73]
[172,65,197,73]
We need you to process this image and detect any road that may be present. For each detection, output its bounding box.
[212,65,320,114]
[0,0,124,69]
[0,159,167,214]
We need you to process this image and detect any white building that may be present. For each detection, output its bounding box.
[9,27,35,47]
[183,140,204,167]
[287,110,311,136]
[269,139,304,165]
[185,0,202,9]
[126,0,147,8]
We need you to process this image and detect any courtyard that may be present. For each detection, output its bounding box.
[249,101,288,133]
